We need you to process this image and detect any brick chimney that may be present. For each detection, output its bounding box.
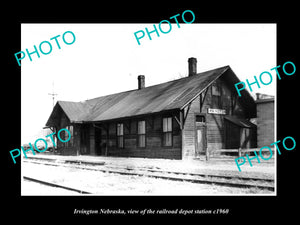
[138,75,145,89]
[188,57,197,76]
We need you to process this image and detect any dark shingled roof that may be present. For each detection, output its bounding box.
[46,65,255,126]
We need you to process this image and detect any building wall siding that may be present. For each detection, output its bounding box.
[257,101,274,147]
[89,125,96,155]
[181,76,255,158]
[96,113,182,159]
[182,95,200,159]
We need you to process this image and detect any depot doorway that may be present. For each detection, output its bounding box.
[195,115,207,158]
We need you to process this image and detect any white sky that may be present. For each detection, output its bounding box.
[21,23,276,144]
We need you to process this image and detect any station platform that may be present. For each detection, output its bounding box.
[22,152,275,180]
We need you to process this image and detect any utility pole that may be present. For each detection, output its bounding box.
[48,81,58,108]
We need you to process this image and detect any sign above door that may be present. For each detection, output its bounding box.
[207,108,226,115]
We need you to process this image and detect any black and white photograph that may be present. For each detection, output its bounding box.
[20,23,276,196]
[4,6,298,220]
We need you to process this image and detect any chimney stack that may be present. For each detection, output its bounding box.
[138,75,145,89]
[188,57,197,76]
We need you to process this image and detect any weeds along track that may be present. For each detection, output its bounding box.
[23,158,275,192]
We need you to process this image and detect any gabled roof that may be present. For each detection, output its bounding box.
[46,65,255,126]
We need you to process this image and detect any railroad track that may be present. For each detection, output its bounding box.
[23,176,92,194]
[104,166,274,191]
[23,158,275,192]
[106,165,274,182]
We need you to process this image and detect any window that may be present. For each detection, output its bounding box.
[212,81,222,108]
[59,125,73,147]
[163,117,172,146]
[117,123,124,148]
[66,125,73,147]
[212,82,221,96]
[196,115,205,125]
[138,120,146,147]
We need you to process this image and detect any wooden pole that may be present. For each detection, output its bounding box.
[238,147,242,161]
[48,81,58,108]
[205,147,209,161]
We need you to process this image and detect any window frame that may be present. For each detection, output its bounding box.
[137,120,146,148]
[59,125,73,148]
[66,125,73,147]
[211,81,222,108]
[162,117,173,147]
[116,123,124,149]
[195,115,206,124]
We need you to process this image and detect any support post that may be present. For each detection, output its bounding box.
[180,110,184,130]
[238,147,242,161]
[205,147,209,161]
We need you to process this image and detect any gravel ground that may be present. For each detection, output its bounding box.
[21,161,274,196]
[22,179,78,195]
[23,153,276,180]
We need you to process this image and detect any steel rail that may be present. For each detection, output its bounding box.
[23,176,92,194]
[23,159,274,191]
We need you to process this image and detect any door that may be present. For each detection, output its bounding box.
[195,115,206,157]
[224,119,240,149]
[95,127,102,155]
[80,125,90,155]
[196,126,206,157]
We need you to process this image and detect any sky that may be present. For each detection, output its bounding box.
[21,23,276,144]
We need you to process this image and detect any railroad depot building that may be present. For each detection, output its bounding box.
[45,58,257,160]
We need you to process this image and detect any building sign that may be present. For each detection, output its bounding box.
[207,108,226,115]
